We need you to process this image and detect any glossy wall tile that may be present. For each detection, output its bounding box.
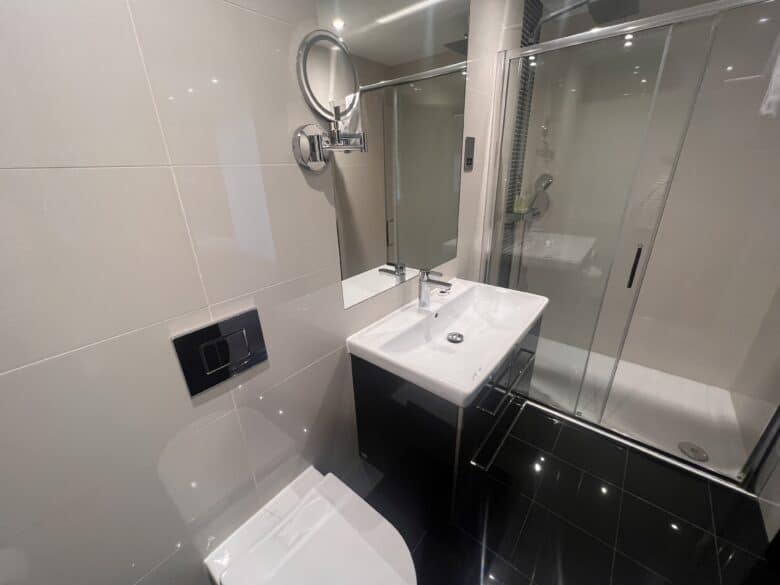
[128,0,310,166]
[0,167,206,371]
[0,320,236,583]
[233,347,358,495]
[0,1,426,584]
[175,164,339,303]
[0,0,167,167]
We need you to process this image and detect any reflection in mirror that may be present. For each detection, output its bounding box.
[310,0,469,308]
[302,35,359,120]
[390,73,466,271]
[528,0,712,45]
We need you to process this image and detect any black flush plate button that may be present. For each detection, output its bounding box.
[173,309,267,397]
[200,329,250,374]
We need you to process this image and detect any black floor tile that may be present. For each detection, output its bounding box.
[414,526,531,585]
[509,405,561,451]
[366,459,450,550]
[454,468,532,559]
[617,493,719,585]
[489,435,546,498]
[624,449,713,531]
[553,423,628,486]
[535,454,621,545]
[718,541,779,585]
[512,504,613,585]
[710,482,770,557]
[479,550,531,585]
[612,553,672,585]
[413,525,482,585]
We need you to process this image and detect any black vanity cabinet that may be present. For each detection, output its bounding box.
[350,319,541,548]
[351,354,459,547]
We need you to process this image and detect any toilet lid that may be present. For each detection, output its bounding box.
[219,474,415,585]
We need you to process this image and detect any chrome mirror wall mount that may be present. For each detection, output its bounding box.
[292,106,367,172]
[293,30,367,172]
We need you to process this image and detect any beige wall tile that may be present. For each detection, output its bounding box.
[0,167,205,372]
[0,0,167,167]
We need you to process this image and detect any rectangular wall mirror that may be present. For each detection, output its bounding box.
[320,1,469,308]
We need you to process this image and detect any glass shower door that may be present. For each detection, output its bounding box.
[597,1,780,480]
[488,25,673,413]
[488,0,780,482]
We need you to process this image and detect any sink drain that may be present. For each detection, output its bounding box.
[447,332,464,344]
[678,441,709,462]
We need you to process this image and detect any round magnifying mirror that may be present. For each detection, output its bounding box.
[297,30,360,122]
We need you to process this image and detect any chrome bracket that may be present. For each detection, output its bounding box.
[292,122,367,173]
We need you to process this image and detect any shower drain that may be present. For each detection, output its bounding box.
[678,441,709,463]
[447,332,464,344]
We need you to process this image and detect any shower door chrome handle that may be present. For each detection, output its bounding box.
[627,245,643,289]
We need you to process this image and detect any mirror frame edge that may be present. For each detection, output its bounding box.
[296,29,361,122]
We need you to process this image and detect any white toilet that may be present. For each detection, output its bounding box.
[204,466,417,585]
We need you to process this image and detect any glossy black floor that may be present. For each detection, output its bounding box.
[409,404,779,585]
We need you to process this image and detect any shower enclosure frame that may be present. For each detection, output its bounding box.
[479,0,779,490]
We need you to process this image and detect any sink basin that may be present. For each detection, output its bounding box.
[347,278,548,407]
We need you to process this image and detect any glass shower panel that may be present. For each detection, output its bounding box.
[532,0,716,44]
[493,27,670,413]
[601,1,780,480]
[388,73,466,270]
[575,17,717,422]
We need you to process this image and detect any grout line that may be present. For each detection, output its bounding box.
[510,430,722,536]
[0,163,171,171]
[612,551,674,584]
[219,0,297,25]
[550,417,563,451]
[505,414,750,548]
[609,445,631,585]
[462,453,695,582]
[453,522,534,582]
[0,162,299,171]
[0,306,205,378]
[172,162,296,168]
[512,405,547,563]
[506,483,533,566]
[209,266,335,309]
[523,488,618,551]
[268,345,345,392]
[0,266,337,378]
[708,483,725,585]
[624,490,715,536]
[125,0,212,318]
[410,528,429,555]
[216,345,347,491]
[134,541,183,585]
[229,389,259,489]
[501,435,622,490]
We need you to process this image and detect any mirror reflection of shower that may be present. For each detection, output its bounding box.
[516,172,553,219]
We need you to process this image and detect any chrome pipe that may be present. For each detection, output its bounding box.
[360,61,467,92]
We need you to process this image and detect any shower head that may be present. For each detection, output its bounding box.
[534,173,554,196]
[525,173,554,216]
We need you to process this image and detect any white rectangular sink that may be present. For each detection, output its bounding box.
[347,278,548,407]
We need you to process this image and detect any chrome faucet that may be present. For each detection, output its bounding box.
[379,262,406,277]
[418,269,452,309]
